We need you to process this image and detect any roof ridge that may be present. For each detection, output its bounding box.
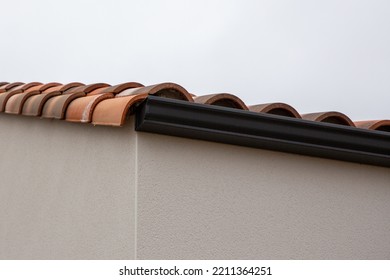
[0,81,388,132]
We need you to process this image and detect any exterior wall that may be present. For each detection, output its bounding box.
[0,114,136,259]
[136,132,390,259]
[1,114,390,260]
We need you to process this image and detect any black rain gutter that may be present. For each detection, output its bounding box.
[135,96,390,168]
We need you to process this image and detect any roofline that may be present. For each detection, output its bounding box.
[135,96,390,168]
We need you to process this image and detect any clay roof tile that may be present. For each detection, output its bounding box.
[354,120,390,132]
[22,82,84,117]
[41,83,110,119]
[92,94,147,126]
[0,82,42,112]
[301,111,355,127]
[66,82,143,123]
[194,93,248,110]
[249,102,301,118]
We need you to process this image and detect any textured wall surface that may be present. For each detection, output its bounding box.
[136,132,390,259]
[1,114,390,260]
[0,115,136,259]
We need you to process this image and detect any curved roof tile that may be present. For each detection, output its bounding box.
[66,83,110,94]
[194,93,248,110]
[0,82,42,112]
[249,103,301,118]
[66,93,114,123]
[301,111,355,127]
[354,120,390,132]
[66,82,143,123]
[58,82,85,92]
[0,82,24,93]
[38,82,62,92]
[22,84,74,117]
[101,82,144,94]
[5,83,60,115]
[92,94,148,126]
[114,83,193,101]
[41,83,109,119]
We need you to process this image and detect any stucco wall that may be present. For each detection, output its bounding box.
[1,114,390,260]
[0,115,136,259]
[136,132,390,259]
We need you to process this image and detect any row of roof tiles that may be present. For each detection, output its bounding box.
[0,81,389,131]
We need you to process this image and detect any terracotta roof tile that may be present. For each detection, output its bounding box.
[355,120,390,132]
[39,82,62,92]
[22,83,83,117]
[41,83,109,119]
[249,103,301,118]
[66,83,110,95]
[90,83,195,126]
[115,83,193,101]
[66,93,114,123]
[19,82,43,91]
[92,93,147,126]
[194,93,248,110]
[0,82,24,93]
[66,82,143,123]
[301,111,355,126]
[101,82,144,94]
[58,82,86,92]
[5,83,59,115]
[0,81,388,135]
[0,82,42,112]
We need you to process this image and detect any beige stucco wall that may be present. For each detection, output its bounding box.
[0,114,137,259]
[136,132,390,259]
[1,114,390,259]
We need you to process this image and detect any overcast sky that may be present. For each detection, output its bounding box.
[1,0,389,120]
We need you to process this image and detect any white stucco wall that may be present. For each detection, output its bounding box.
[0,114,137,259]
[136,132,390,259]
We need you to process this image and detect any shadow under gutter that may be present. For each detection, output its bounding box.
[135,96,390,168]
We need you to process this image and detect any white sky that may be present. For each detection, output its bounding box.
[1,0,389,120]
